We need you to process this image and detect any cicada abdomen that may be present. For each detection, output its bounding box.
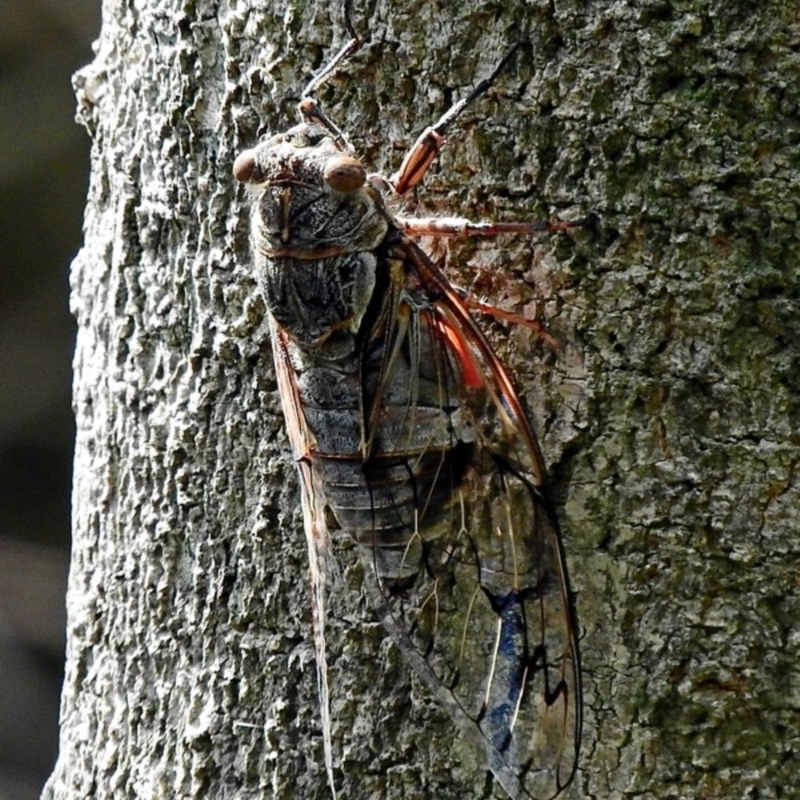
[234,23,582,800]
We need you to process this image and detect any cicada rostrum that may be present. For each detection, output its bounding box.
[234,12,583,800]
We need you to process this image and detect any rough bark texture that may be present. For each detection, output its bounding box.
[45,1,799,799]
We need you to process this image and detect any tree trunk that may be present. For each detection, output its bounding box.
[44,1,799,799]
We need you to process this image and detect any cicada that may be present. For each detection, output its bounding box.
[234,14,582,800]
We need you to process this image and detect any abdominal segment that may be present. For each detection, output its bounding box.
[306,400,476,590]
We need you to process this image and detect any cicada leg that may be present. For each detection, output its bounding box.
[396,212,592,346]
[396,216,592,351]
[389,44,521,195]
[397,216,588,238]
[459,297,564,350]
[297,23,525,197]
[297,0,361,148]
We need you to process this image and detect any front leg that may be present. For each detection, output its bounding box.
[398,216,587,238]
[390,44,521,195]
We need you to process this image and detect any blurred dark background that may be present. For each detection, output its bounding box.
[0,3,100,797]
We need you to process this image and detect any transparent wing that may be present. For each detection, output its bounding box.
[358,237,582,800]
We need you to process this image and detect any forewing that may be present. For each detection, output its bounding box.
[270,316,340,799]
[360,240,581,800]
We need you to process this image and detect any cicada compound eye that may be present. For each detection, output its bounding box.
[323,154,367,193]
[233,149,259,183]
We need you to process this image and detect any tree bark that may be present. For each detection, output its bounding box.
[45,1,799,799]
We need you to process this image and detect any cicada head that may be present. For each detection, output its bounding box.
[234,123,388,257]
[235,123,390,347]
